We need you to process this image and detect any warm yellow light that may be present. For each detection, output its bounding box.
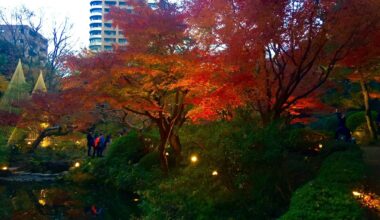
[75,141,80,145]
[190,155,198,163]
[319,144,323,149]
[41,139,51,148]
[1,166,8,171]
[27,141,32,145]
[165,152,169,156]
[38,199,46,206]
[353,191,362,197]
[133,198,139,202]
[74,162,80,168]
[40,123,49,129]
[212,170,218,176]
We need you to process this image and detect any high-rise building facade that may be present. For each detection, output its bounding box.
[89,0,130,51]
[0,25,48,63]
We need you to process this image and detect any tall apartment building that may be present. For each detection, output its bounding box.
[0,25,48,63]
[89,0,131,51]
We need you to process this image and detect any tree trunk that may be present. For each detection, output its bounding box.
[169,134,182,164]
[360,79,377,140]
[31,132,46,152]
[157,124,169,174]
[29,126,74,153]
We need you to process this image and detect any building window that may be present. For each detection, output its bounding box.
[105,38,116,43]
[105,46,113,51]
[104,23,113,28]
[118,39,127,44]
[90,15,102,21]
[90,8,102,13]
[105,1,117,6]
[90,1,102,6]
[90,38,102,43]
[90,45,102,51]
[105,8,110,13]
[104,30,117,36]
[90,30,102,35]
[119,1,127,6]
[90,23,102,28]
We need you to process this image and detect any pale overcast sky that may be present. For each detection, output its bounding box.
[0,0,89,51]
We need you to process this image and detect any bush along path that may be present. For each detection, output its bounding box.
[361,146,380,195]
[280,144,370,220]
[358,145,380,218]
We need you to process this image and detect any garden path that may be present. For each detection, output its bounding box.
[361,146,380,194]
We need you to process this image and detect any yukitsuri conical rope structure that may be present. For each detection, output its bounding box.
[32,71,47,94]
[0,59,29,113]
[2,60,50,146]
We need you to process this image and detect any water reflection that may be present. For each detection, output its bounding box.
[0,182,139,219]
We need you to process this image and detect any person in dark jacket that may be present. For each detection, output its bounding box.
[335,109,351,142]
[92,133,99,157]
[101,134,112,155]
[96,133,105,157]
[86,132,94,156]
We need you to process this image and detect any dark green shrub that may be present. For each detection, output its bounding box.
[0,131,9,165]
[140,120,319,219]
[281,182,363,220]
[138,151,160,170]
[106,130,145,163]
[69,130,162,191]
[280,146,366,220]
[346,111,377,131]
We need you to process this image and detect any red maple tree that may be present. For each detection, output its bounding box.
[186,0,380,124]
[64,0,221,171]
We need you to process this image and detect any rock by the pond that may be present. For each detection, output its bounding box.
[0,169,12,177]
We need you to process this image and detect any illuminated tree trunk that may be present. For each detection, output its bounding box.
[170,134,182,162]
[157,122,170,174]
[156,117,183,174]
[360,79,377,140]
[30,126,73,153]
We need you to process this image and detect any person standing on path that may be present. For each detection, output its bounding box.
[86,132,94,156]
[97,134,106,157]
[335,109,352,142]
[92,133,99,157]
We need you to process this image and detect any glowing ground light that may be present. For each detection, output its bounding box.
[212,170,218,176]
[352,191,361,197]
[74,162,80,168]
[190,155,198,163]
[352,190,380,212]
[38,199,46,206]
[27,141,32,145]
[133,198,139,202]
[319,144,323,149]
[165,152,169,156]
[1,166,8,171]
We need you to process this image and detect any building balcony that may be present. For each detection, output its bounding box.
[90,11,103,16]
[89,41,102,46]
[90,0,102,7]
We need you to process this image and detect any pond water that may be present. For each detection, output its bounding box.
[0,181,140,219]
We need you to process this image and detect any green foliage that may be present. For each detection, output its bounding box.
[0,130,9,165]
[280,145,366,220]
[106,130,145,163]
[140,119,320,219]
[346,111,377,131]
[69,130,162,191]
